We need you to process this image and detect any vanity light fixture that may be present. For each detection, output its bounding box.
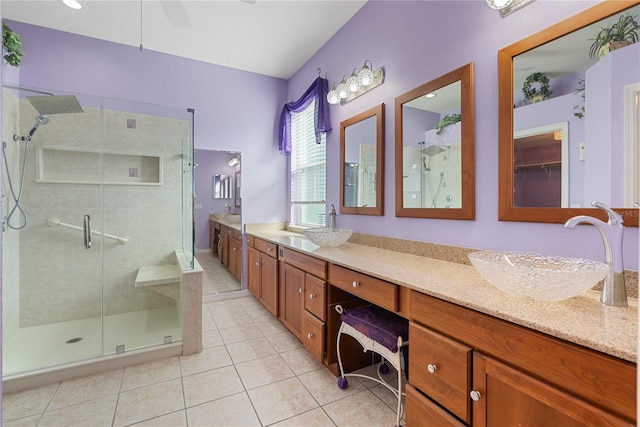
[486,0,535,17]
[63,0,82,9]
[228,155,239,167]
[327,60,385,105]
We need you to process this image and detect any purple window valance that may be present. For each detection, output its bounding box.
[278,77,332,155]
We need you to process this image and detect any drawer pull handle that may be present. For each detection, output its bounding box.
[299,288,304,294]
[309,293,315,299]
[255,262,261,267]
[352,281,359,288]
[307,333,314,339]
[470,390,481,402]
[267,247,272,252]
[427,364,437,374]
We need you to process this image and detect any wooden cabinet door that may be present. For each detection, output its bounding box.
[279,263,305,339]
[247,247,260,300]
[260,253,278,316]
[221,231,229,266]
[228,237,240,280]
[472,353,634,427]
[406,384,465,427]
[302,310,324,363]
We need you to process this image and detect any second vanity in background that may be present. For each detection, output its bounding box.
[209,215,243,281]
[244,226,636,426]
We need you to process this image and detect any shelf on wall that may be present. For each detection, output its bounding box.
[36,146,163,185]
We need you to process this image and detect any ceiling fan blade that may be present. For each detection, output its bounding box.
[159,0,192,29]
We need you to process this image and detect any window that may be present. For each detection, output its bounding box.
[290,99,326,227]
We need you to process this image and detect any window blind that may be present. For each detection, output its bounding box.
[290,99,326,227]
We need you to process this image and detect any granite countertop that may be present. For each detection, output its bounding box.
[209,215,242,232]
[247,228,638,363]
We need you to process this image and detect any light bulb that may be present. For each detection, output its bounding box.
[485,0,513,10]
[358,66,375,86]
[327,90,340,105]
[337,82,350,99]
[63,0,82,9]
[346,75,361,92]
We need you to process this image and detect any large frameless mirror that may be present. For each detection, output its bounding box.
[498,1,639,226]
[395,63,475,219]
[340,103,385,215]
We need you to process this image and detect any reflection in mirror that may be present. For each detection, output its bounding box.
[395,63,475,219]
[498,2,639,226]
[340,103,384,215]
[213,174,231,199]
[235,171,241,208]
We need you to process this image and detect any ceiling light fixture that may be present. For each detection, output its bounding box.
[327,60,384,105]
[63,0,82,10]
[485,0,513,10]
[486,0,535,17]
[228,155,239,167]
[425,93,437,99]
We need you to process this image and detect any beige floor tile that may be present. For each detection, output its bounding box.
[271,407,337,427]
[129,410,187,426]
[186,393,261,427]
[254,317,290,335]
[182,365,244,408]
[237,297,264,311]
[2,382,59,422]
[298,367,368,405]
[323,389,397,427]
[179,345,232,376]
[38,394,117,427]
[113,378,184,427]
[201,316,217,332]
[212,311,254,329]
[264,330,304,352]
[2,414,40,427]
[121,356,181,391]
[218,324,265,344]
[202,329,224,348]
[206,299,246,315]
[248,377,319,426]
[280,347,324,375]
[226,336,277,364]
[48,369,123,410]
[235,354,295,390]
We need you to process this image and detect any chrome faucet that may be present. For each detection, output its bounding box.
[328,204,337,229]
[564,201,627,307]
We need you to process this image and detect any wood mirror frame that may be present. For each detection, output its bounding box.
[498,1,639,227]
[394,63,475,219]
[340,103,385,215]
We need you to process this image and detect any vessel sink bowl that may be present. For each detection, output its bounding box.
[303,227,353,247]
[468,251,609,301]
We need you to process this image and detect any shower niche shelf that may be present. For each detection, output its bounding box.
[36,146,163,185]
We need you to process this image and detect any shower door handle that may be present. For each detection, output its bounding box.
[83,215,92,249]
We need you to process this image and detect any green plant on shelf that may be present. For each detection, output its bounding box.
[2,21,24,67]
[522,72,552,104]
[589,12,639,59]
[573,78,585,120]
[434,114,461,136]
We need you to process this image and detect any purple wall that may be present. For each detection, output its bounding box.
[287,0,638,270]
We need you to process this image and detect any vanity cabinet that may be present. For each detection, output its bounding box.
[247,238,278,316]
[209,220,220,255]
[228,229,242,281]
[279,247,327,362]
[219,224,230,266]
[409,291,636,426]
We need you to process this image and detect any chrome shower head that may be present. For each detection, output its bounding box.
[423,145,446,157]
[27,115,49,138]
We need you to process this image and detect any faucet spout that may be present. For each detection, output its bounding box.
[564,202,627,307]
[328,204,337,230]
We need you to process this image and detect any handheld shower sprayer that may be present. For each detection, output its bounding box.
[13,115,49,142]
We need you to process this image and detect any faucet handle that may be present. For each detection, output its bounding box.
[591,201,624,226]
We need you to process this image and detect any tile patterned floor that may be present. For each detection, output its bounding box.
[197,250,242,296]
[3,296,405,426]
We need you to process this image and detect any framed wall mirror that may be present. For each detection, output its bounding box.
[340,103,385,215]
[213,174,231,199]
[395,63,475,219]
[235,170,241,208]
[498,1,639,227]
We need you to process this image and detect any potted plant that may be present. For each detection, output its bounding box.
[573,78,585,119]
[434,113,461,135]
[589,12,639,59]
[522,72,552,103]
[2,21,24,67]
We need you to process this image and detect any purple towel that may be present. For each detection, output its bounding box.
[341,305,408,353]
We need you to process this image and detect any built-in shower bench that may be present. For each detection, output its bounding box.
[135,264,182,301]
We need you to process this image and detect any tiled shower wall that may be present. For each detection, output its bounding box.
[13,95,189,327]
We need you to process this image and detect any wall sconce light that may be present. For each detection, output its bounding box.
[486,0,534,17]
[327,60,384,105]
[228,155,240,167]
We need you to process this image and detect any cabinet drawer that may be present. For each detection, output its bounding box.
[254,238,277,258]
[280,247,327,279]
[220,224,229,234]
[409,322,471,424]
[328,264,398,312]
[303,310,325,363]
[246,235,254,248]
[231,228,242,240]
[406,384,465,427]
[305,275,326,321]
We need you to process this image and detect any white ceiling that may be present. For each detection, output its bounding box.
[2,0,367,79]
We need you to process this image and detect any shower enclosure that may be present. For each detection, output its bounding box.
[1,85,194,377]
